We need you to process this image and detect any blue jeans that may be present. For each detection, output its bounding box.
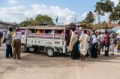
[6,44,12,58]
[88,44,93,55]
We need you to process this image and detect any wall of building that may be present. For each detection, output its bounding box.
[0,21,18,30]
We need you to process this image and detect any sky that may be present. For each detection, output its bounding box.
[0,0,119,24]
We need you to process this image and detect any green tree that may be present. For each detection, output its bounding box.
[19,20,30,27]
[109,1,120,24]
[94,0,114,23]
[102,20,107,25]
[85,11,95,24]
[20,14,55,27]
[118,21,120,25]
[35,14,54,25]
[109,11,118,22]
[94,1,105,23]
[103,0,114,12]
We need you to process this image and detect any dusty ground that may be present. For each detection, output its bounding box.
[0,45,120,79]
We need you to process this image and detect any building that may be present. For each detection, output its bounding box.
[0,21,18,30]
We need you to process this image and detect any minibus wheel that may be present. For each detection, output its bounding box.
[46,48,55,57]
[21,44,26,53]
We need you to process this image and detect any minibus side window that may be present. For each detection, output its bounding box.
[45,30,54,34]
[36,29,44,34]
[28,29,35,33]
[54,30,63,34]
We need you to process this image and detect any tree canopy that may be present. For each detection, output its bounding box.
[20,14,55,27]
[84,11,95,24]
[109,1,120,24]
[94,0,114,23]
[79,0,119,29]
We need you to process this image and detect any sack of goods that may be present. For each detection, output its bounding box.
[2,38,7,43]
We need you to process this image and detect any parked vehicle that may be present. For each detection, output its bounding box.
[18,26,71,57]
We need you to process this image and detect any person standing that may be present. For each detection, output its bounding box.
[104,31,110,57]
[97,32,101,55]
[86,31,91,57]
[3,30,7,38]
[89,32,93,56]
[100,32,105,51]
[79,30,90,61]
[69,28,80,60]
[116,34,120,52]
[5,27,13,58]
[110,33,115,55]
[79,27,83,36]
[91,31,98,58]
[13,29,22,59]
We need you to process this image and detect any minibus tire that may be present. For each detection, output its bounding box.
[21,44,26,53]
[33,47,38,52]
[46,48,55,57]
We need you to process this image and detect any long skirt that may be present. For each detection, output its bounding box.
[91,43,98,58]
[70,41,80,59]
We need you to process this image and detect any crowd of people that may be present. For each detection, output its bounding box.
[69,27,118,61]
[0,26,120,61]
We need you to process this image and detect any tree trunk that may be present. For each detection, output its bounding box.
[98,14,100,23]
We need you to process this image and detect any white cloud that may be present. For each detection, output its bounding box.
[25,4,77,24]
[82,12,88,17]
[1,0,120,25]
[0,4,86,24]
[8,0,17,4]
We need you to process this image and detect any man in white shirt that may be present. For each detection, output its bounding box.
[100,33,105,51]
[13,29,22,59]
[92,33,97,44]
[91,31,98,58]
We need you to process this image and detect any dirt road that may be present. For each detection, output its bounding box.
[0,45,120,79]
